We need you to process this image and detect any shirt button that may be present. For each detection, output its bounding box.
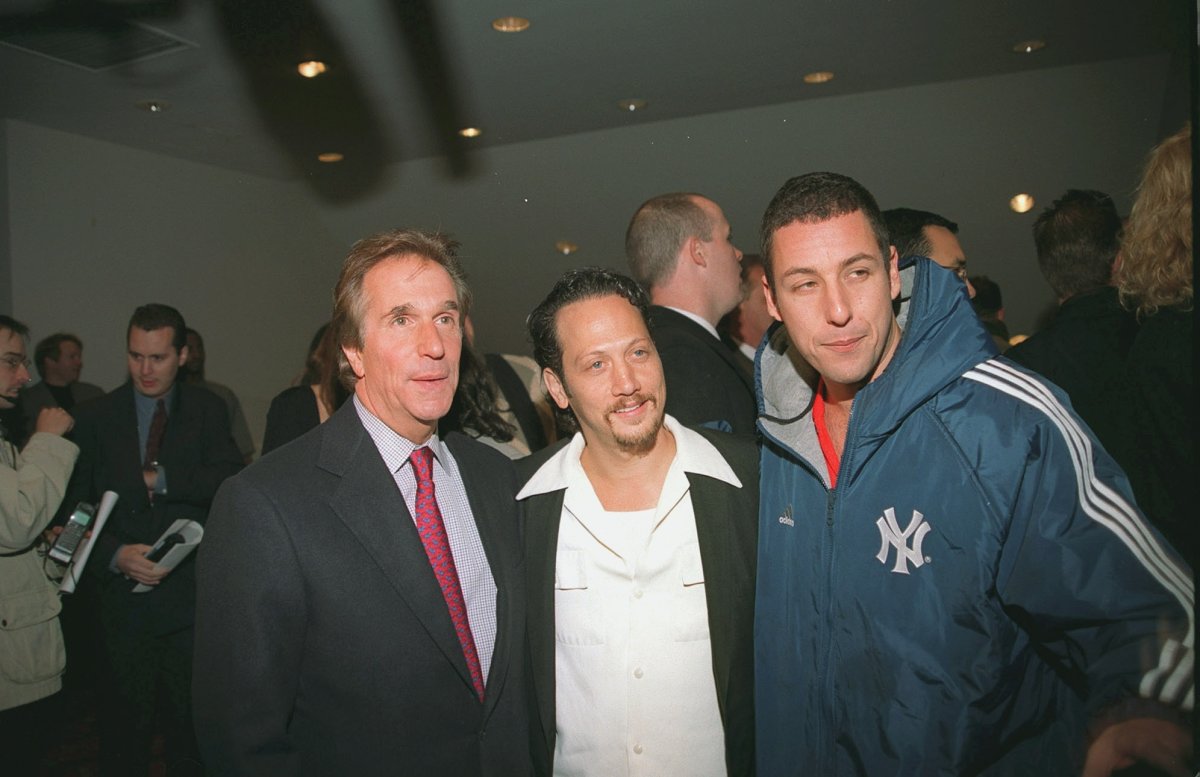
[633,744,644,755]
[633,667,644,679]
[633,589,644,599]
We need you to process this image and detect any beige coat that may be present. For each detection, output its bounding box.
[0,431,78,711]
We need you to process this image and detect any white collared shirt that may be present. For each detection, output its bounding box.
[662,305,721,340]
[518,416,740,777]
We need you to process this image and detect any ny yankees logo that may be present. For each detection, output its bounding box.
[875,507,931,574]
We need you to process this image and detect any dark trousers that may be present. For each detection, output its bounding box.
[98,621,202,777]
[0,691,63,775]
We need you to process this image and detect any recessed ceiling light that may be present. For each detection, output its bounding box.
[297,60,328,78]
[555,241,579,255]
[1012,39,1045,54]
[136,100,168,113]
[492,16,530,33]
[458,127,482,138]
[1009,193,1035,213]
[618,99,648,112]
[803,71,835,84]
[317,152,344,163]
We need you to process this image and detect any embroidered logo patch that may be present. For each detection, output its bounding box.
[875,507,931,574]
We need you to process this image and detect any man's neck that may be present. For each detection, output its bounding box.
[44,377,70,388]
[579,428,676,512]
[652,288,718,329]
[819,380,861,457]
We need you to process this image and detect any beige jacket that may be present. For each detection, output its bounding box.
[0,431,78,711]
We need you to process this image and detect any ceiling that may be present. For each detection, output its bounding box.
[0,0,1187,200]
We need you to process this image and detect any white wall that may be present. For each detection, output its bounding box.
[6,120,344,450]
[318,54,1172,350]
[4,54,1175,447]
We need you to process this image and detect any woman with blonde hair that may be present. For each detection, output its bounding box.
[1115,123,1193,566]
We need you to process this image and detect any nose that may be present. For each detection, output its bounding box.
[140,359,154,376]
[17,362,31,384]
[417,320,447,359]
[735,245,744,262]
[825,282,851,326]
[964,276,977,299]
[611,359,639,396]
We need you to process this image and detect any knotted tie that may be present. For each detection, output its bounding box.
[144,398,167,470]
[409,446,485,701]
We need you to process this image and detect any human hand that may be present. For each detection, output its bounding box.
[116,543,168,586]
[1081,717,1193,777]
[35,407,73,436]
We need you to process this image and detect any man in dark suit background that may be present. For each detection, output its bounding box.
[193,229,530,776]
[61,303,242,775]
[20,332,104,425]
[519,267,756,776]
[626,192,756,434]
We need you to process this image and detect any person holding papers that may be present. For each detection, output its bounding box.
[59,303,242,776]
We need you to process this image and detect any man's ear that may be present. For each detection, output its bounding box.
[343,344,365,379]
[888,246,901,301]
[177,345,190,366]
[687,234,707,268]
[763,272,783,323]
[543,368,570,411]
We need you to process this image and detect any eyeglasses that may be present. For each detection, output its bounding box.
[0,355,31,371]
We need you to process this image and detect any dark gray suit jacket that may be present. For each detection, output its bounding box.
[649,306,757,435]
[517,427,757,776]
[61,381,242,633]
[193,401,531,776]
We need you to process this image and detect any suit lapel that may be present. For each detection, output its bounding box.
[321,408,480,699]
[522,488,563,759]
[110,384,150,508]
[689,472,737,713]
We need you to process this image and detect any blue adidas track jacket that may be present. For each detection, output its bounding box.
[753,258,1193,776]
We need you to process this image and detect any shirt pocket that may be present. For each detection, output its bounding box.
[554,549,606,646]
[672,541,711,642]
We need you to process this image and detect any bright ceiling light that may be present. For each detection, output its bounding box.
[297,60,328,78]
[136,100,168,113]
[803,71,835,84]
[1012,39,1045,54]
[492,16,530,32]
[555,241,579,255]
[1009,193,1035,213]
[458,127,482,138]
[618,99,648,112]
[317,152,344,163]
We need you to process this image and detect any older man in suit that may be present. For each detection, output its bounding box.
[519,268,757,776]
[193,230,530,776]
[61,303,243,776]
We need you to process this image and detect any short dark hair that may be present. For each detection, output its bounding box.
[332,229,471,390]
[625,193,714,290]
[1032,189,1122,300]
[969,275,1003,316]
[0,314,29,339]
[760,173,890,286]
[527,267,652,430]
[34,333,83,378]
[127,304,187,351]
[882,208,959,261]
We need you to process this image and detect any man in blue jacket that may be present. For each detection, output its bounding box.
[753,172,1192,776]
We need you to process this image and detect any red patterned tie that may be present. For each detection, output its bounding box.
[409,446,485,701]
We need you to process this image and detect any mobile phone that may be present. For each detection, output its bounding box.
[48,502,96,564]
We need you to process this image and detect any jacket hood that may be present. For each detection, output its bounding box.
[756,258,997,476]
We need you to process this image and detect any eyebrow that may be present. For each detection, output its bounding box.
[386,300,460,317]
[778,252,879,279]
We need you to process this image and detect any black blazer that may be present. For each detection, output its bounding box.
[61,382,242,631]
[517,427,758,776]
[649,306,758,435]
[193,402,531,776]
